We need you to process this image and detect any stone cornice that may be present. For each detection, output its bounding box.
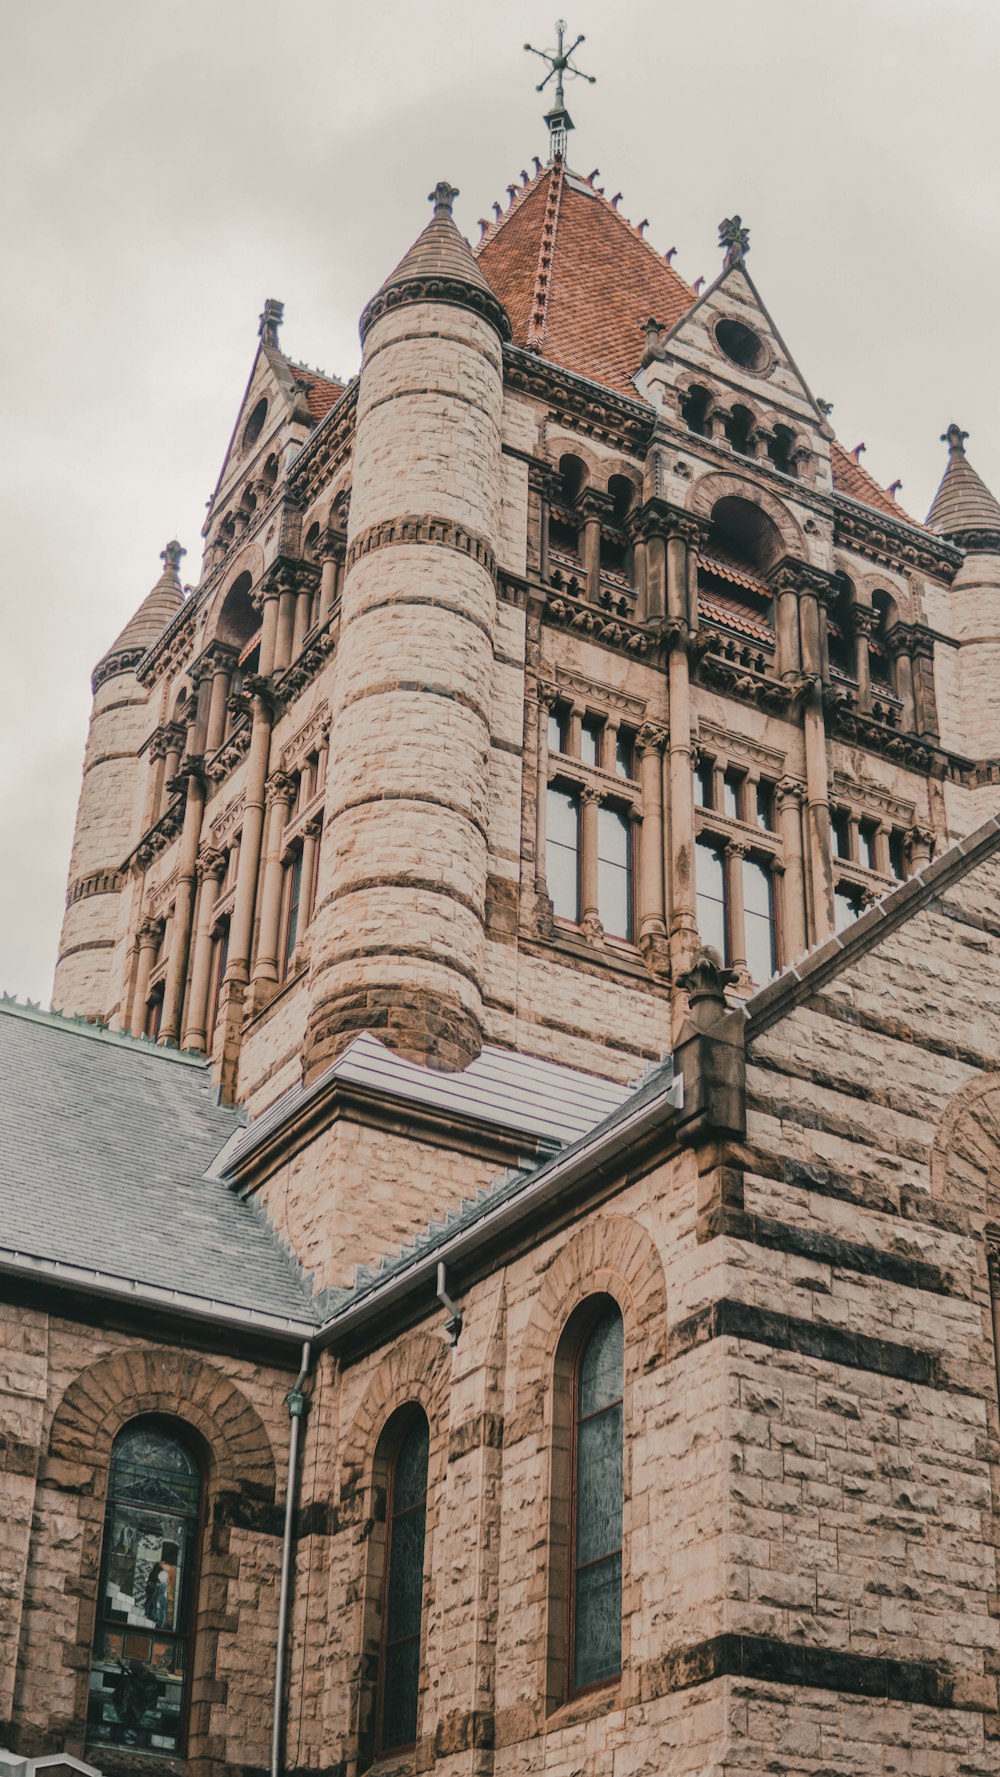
[834,494,961,579]
[346,514,497,583]
[66,867,124,909]
[360,275,511,346]
[91,644,147,694]
[288,379,359,506]
[503,345,656,453]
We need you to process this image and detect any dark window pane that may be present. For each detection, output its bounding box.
[832,810,852,859]
[282,851,303,975]
[722,771,742,821]
[579,1307,624,1416]
[548,709,565,754]
[547,788,579,921]
[576,1405,623,1565]
[597,807,632,940]
[91,1426,199,1754]
[743,859,775,983]
[755,780,774,830]
[889,829,905,880]
[695,760,714,808]
[580,717,602,767]
[573,1551,622,1690]
[834,885,864,932]
[695,841,727,959]
[859,823,877,871]
[615,730,633,780]
[380,1416,428,1753]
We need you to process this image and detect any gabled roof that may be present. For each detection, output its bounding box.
[926,426,1000,543]
[476,161,694,395]
[0,999,314,1330]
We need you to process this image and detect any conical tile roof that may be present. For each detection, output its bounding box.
[361,181,510,342]
[927,425,1000,545]
[94,542,185,687]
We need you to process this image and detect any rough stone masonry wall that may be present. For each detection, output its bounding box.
[305,298,504,1078]
[2,1306,296,1775]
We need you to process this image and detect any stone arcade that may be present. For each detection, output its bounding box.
[5,83,1000,1777]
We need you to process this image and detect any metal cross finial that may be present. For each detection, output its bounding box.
[524,20,595,161]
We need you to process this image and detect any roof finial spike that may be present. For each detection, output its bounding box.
[160,540,186,577]
[942,422,969,455]
[719,215,750,270]
[525,19,596,163]
[887,479,903,500]
[258,297,284,347]
[428,181,459,220]
[851,442,866,461]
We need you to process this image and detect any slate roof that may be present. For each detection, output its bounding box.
[926,432,1000,538]
[0,1000,314,1329]
[221,1030,634,1178]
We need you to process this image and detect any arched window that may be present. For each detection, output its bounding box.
[680,383,712,437]
[767,424,796,476]
[88,1421,202,1754]
[241,397,267,453]
[724,404,755,458]
[377,1412,429,1754]
[570,1303,624,1692]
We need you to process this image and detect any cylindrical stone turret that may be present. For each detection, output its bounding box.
[303,181,510,1077]
[927,425,1000,772]
[53,543,185,1020]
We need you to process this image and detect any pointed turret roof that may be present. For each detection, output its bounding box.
[926,425,1000,547]
[93,541,185,691]
[361,181,511,343]
[476,160,693,393]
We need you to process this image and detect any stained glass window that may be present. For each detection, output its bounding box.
[572,1305,623,1692]
[88,1423,201,1755]
[378,1414,429,1753]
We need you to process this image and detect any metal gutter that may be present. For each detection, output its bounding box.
[0,1248,315,1343]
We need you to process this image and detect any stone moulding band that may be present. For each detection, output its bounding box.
[346,513,497,582]
[359,275,512,344]
[645,1632,963,1712]
[66,867,124,908]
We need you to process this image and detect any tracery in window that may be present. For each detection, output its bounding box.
[377,1413,429,1754]
[571,1304,624,1692]
[88,1422,202,1755]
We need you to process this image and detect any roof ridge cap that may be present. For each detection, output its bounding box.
[0,993,209,1064]
[525,157,566,352]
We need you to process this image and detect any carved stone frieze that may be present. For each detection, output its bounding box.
[544,588,649,654]
[346,514,497,584]
[504,344,656,453]
[207,720,252,783]
[279,702,332,775]
[360,274,512,347]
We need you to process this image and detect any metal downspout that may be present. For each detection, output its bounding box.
[271,1340,312,1777]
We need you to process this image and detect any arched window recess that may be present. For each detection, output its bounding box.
[362,1407,430,1762]
[88,1420,204,1756]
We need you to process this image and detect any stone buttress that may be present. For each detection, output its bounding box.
[303,183,511,1076]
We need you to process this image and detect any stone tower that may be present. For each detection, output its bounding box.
[53,542,184,1018]
[927,424,1000,793]
[303,182,511,1077]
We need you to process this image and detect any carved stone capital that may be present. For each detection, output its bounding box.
[676,945,739,1004]
[197,848,227,884]
[302,816,322,840]
[725,838,750,860]
[538,677,560,711]
[266,770,297,808]
[775,775,805,811]
[637,721,669,756]
[580,784,603,807]
[847,605,875,638]
[138,917,164,948]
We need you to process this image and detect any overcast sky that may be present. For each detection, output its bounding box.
[1,0,998,1006]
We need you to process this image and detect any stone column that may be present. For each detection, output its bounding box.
[215,678,274,1096]
[803,686,835,941]
[318,534,344,624]
[874,824,891,877]
[850,606,874,713]
[189,661,213,756]
[776,778,807,960]
[912,636,940,740]
[645,524,667,620]
[636,722,668,970]
[255,579,282,677]
[580,786,602,941]
[535,683,558,892]
[250,772,297,1000]
[160,724,184,815]
[130,918,162,1037]
[775,572,802,680]
[799,581,823,680]
[665,623,699,993]
[204,648,236,755]
[581,508,602,603]
[297,817,322,955]
[889,632,916,729]
[143,732,168,833]
[273,564,299,672]
[907,824,934,870]
[725,839,748,979]
[158,762,207,1045]
[182,850,226,1051]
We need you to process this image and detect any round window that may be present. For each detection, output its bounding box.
[714,317,767,371]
